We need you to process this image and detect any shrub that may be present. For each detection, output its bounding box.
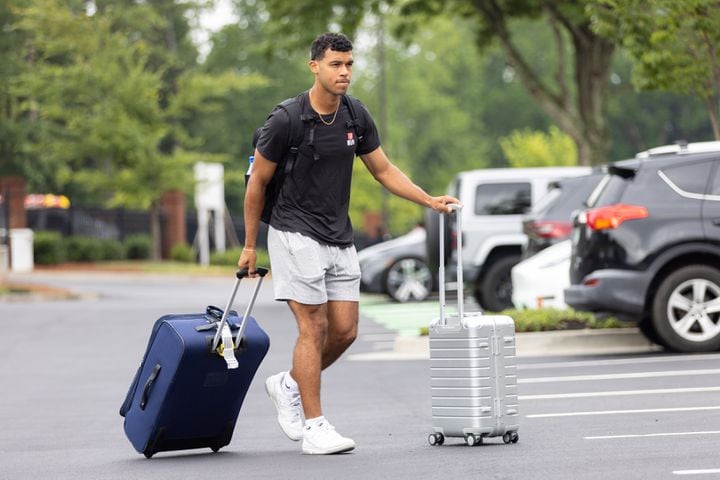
[65,236,104,262]
[498,308,596,332]
[124,234,151,260]
[419,308,626,335]
[170,243,195,263]
[98,239,125,261]
[33,231,66,265]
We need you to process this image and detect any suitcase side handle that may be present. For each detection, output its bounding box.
[140,364,161,410]
[439,204,463,326]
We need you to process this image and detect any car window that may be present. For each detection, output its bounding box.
[660,161,714,195]
[529,186,562,215]
[710,162,720,195]
[586,174,628,208]
[475,182,531,215]
[545,174,604,217]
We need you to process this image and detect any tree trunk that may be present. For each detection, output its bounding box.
[573,27,614,165]
[476,2,614,166]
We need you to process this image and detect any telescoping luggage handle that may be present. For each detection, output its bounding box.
[211,267,269,369]
[439,204,463,326]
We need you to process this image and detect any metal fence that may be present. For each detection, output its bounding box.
[25,207,379,251]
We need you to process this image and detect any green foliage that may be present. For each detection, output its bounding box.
[589,0,720,138]
[124,234,151,260]
[170,243,195,263]
[33,231,65,265]
[65,236,104,263]
[500,127,577,167]
[419,309,626,335]
[210,247,270,269]
[260,0,616,165]
[34,232,125,264]
[497,308,620,332]
[98,239,125,261]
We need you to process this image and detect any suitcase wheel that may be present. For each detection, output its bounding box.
[465,434,482,447]
[428,433,444,446]
[503,432,519,444]
[211,446,221,453]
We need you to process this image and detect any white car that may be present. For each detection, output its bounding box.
[511,239,571,310]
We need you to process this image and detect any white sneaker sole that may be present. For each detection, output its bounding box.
[302,441,356,455]
[265,376,303,442]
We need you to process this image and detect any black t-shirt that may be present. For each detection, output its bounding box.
[255,92,381,246]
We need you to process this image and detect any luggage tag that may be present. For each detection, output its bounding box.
[219,323,239,369]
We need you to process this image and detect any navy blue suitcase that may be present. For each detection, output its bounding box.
[120,269,270,458]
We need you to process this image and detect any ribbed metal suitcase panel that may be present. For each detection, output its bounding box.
[431,386,492,397]
[428,347,491,359]
[430,314,519,441]
[430,376,495,388]
[432,395,493,408]
[430,357,493,369]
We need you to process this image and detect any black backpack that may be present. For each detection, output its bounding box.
[248,93,365,224]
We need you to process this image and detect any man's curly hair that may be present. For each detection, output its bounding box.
[311,33,353,60]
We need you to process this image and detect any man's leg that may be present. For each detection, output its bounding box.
[322,300,358,370]
[288,300,356,454]
[288,300,328,420]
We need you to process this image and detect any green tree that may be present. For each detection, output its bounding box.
[14,0,173,204]
[589,0,720,139]
[0,0,36,179]
[199,1,311,212]
[260,0,616,166]
[500,126,577,167]
[604,50,712,158]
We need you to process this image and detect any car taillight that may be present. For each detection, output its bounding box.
[525,220,573,239]
[585,204,649,231]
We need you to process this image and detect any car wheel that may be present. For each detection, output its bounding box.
[638,316,667,348]
[384,257,433,303]
[474,255,520,312]
[651,265,720,352]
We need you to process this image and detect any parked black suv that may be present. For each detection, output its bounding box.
[565,142,720,352]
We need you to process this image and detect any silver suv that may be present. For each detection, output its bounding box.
[427,166,591,311]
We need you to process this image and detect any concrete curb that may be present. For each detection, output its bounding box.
[349,328,660,361]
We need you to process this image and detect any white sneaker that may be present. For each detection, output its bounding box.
[265,372,304,441]
[302,420,356,455]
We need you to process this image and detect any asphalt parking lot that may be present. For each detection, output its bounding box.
[1,271,719,479]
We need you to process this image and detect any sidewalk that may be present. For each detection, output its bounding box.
[348,328,661,361]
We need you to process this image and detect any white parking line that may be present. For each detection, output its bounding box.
[521,386,720,400]
[526,405,720,419]
[673,469,720,476]
[520,353,720,370]
[585,430,720,440]
[519,368,720,384]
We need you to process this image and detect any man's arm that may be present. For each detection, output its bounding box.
[237,150,277,275]
[360,146,460,213]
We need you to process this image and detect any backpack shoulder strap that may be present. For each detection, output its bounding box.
[342,95,366,141]
[274,94,307,174]
[277,94,306,149]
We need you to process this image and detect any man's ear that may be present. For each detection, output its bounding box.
[309,59,319,74]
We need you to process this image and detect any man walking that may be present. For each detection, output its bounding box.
[238,32,460,455]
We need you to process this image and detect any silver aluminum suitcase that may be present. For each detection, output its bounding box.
[428,204,520,447]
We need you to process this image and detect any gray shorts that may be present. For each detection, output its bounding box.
[267,226,361,304]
